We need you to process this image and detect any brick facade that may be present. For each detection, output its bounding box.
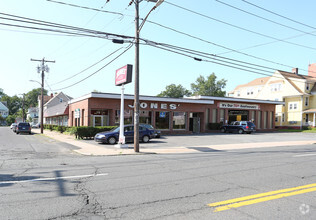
[67,93,282,134]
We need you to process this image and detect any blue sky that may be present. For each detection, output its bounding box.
[1,0,316,99]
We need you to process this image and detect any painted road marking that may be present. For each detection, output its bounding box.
[208,183,316,212]
[293,153,316,157]
[0,173,108,185]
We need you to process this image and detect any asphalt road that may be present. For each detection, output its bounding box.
[1,127,316,219]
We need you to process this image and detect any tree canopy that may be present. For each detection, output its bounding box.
[157,84,192,98]
[191,73,227,97]
[157,73,227,98]
[25,88,48,108]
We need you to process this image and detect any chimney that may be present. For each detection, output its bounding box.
[292,68,298,75]
[51,93,53,98]
[308,63,316,78]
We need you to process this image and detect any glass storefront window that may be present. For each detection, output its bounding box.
[173,112,186,130]
[115,110,133,125]
[140,110,152,125]
[155,111,170,130]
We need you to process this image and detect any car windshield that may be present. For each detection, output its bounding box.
[111,127,120,132]
[143,124,154,129]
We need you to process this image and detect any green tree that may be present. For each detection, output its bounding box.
[0,88,5,98]
[157,84,192,98]
[191,73,227,97]
[25,88,48,108]
[0,95,22,115]
[6,115,15,125]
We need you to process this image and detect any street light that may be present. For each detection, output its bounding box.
[29,79,44,134]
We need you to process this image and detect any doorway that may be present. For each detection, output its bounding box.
[189,113,201,133]
[93,116,103,127]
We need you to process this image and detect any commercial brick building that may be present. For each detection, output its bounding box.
[66,92,283,134]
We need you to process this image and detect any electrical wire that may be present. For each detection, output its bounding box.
[50,47,124,86]
[145,19,299,71]
[215,0,316,37]
[50,43,133,91]
[0,12,135,40]
[164,1,316,51]
[47,0,126,17]
[241,0,316,30]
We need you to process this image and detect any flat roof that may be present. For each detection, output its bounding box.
[185,95,285,105]
[68,92,284,105]
[68,92,215,105]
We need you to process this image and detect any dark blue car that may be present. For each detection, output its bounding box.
[94,124,155,144]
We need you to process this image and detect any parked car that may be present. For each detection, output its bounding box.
[141,124,161,138]
[220,121,256,134]
[16,122,32,134]
[94,124,155,144]
[10,123,17,129]
[32,123,40,128]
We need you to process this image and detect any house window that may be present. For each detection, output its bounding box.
[294,103,297,110]
[59,98,63,103]
[289,104,293,110]
[305,97,309,106]
[306,83,310,91]
[275,116,278,122]
[282,113,285,122]
[237,91,240,97]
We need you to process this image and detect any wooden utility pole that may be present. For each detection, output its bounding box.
[30,58,55,134]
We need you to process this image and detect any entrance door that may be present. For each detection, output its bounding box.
[193,117,200,133]
[93,116,103,127]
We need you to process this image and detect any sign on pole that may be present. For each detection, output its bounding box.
[115,64,133,86]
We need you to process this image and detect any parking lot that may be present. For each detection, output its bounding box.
[87,131,316,150]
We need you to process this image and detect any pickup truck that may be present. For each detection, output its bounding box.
[220,121,256,134]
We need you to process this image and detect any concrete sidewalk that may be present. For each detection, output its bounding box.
[32,129,316,156]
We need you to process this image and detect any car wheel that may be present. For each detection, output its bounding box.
[142,135,150,143]
[108,137,116,145]
[238,129,244,134]
[220,128,226,133]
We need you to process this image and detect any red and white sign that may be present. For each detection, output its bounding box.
[115,64,132,86]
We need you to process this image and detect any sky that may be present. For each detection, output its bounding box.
[1,0,316,99]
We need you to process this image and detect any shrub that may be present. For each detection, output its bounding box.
[208,122,222,130]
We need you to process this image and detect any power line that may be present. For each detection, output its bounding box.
[241,0,316,30]
[50,47,124,86]
[164,1,316,51]
[47,0,126,17]
[50,43,133,91]
[0,12,135,40]
[142,40,316,84]
[215,0,316,37]
[145,19,299,71]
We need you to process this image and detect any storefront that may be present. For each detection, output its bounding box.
[67,92,283,134]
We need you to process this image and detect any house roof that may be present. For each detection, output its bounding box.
[303,109,316,113]
[44,102,69,117]
[232,76,271,91]
[0,102,9,111]
[277,70,316,81]
[45,92,72,106]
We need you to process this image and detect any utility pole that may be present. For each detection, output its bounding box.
[134,0,140,152]
[19,93,25,122]
[30,58,55,134]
